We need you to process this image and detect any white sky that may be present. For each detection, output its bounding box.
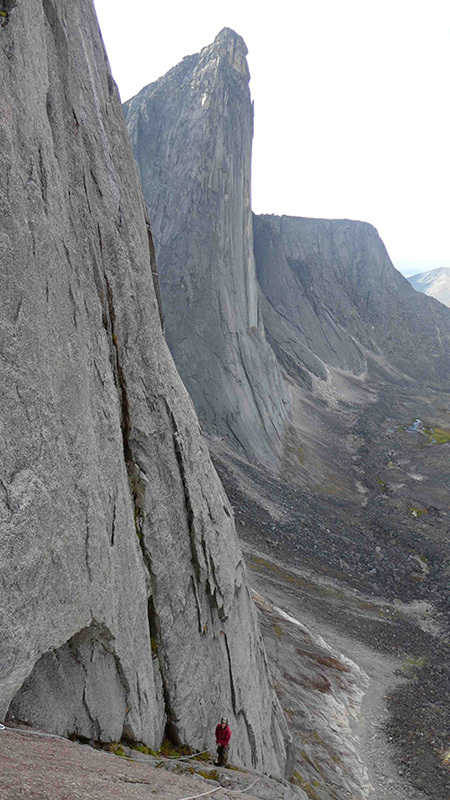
[93,0,450,277]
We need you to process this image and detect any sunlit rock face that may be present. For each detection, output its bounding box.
[0,1,291,775]
[123,29,290,468]
[408,267,450,309]
[253,215,450,387]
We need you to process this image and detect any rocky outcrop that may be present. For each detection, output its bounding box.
[123,29,290,468]
[0,0,290,775]
[253,215,450,387]
[408,267,450,309]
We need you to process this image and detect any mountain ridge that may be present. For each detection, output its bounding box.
[254,213,450,388]
[407,266,450,308]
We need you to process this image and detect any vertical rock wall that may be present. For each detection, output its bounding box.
[124,29,290,468]
[0,0,290,775]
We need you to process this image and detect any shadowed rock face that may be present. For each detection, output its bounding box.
[0,0,290,775]
[408,267,450,309]
[123,29,290,468]
[254,215,450,388]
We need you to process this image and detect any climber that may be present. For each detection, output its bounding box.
[215,717,231,767]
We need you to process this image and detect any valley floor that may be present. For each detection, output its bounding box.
[212,390,450,800]
[245,545,450,800]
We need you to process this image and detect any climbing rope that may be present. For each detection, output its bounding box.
[0,724,66,740]
[0,724,212,754]
[174,788,221,800]
[0,724,259,797]
[164,747,214,761]
[174,778,259,800]
[233,779,259,794]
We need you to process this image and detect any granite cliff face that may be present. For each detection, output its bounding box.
[123,29,450,797]
[0,0,291,774]
[123,29,290,468]
[254,215,450,388]
[408,266,450,308]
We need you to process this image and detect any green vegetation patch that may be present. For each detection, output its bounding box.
[106,742,132,759]
[423,426,450,445]
[272,620,284,640]
[197,769,220,782]
[401,655,427,678]
[159,738,193,758]
[409,507,428,518]
[174,764,195,775]
[193,751,212,762]
[291,772,322,800]
[129,743,159,757]
[401,421,450,445]
[283,707,295,722]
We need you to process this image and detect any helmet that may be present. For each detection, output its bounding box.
[221,717,228,724]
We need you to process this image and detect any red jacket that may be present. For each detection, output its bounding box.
[215,723,231,746]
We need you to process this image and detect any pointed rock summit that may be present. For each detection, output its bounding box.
[124,31,290,467]
[211,27,250,73]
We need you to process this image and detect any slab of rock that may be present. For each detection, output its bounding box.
[123,29,290,468]
[0,727,307,800]
[0,0,290,776]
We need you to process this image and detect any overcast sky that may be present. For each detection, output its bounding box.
[93,0,450,277]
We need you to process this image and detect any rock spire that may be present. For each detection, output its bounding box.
[123,29,290,467]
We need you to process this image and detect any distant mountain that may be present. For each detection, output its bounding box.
[407,267,450,308]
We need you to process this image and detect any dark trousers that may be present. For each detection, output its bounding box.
[216,744,228,766]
